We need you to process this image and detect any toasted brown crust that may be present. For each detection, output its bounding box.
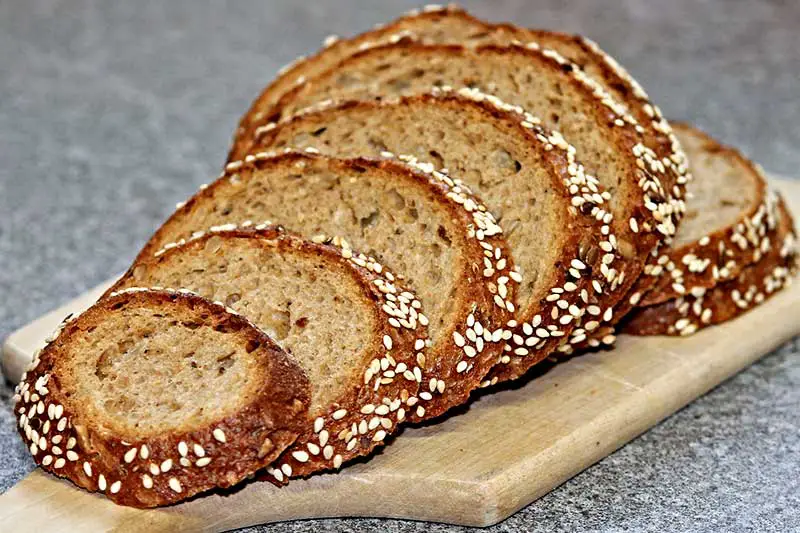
[126,153,516,422]
[634,123,780,307]
[12,289,310,507]
[623,196,797,336]
[246,90,626,384]
[112,226,429,483]
[565,124,781,350]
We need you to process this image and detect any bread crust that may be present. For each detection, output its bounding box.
[623,196,797,336]
[12,289,310,507]
[247,90,625,384]
[129,152,516,421]
[634,123,780,306]
[112,226,431,483]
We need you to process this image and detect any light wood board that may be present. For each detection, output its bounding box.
[1,177,798,532]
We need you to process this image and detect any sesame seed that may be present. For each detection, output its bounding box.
[383,335,393,350]
[332,409,347,420]
[83,462,92,477]
[142,475,153,489]
[213,428,227,443]
[196,457,212,467]
[161,459,172,472]
[178,441,188,457]
[66,451,78,461]
[124,448,137,463]
[193,444,205,457]
[333,455,343,469]
[292,450,309,463]
[169,478,183,493]
[98,474,107,491]
[139,444,150,460]
[110,481,121,494]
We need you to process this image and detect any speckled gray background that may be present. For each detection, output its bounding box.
[1,1,798,531]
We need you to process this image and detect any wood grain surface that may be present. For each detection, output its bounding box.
[1,177,798,531]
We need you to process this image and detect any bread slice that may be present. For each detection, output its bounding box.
[245,90,623,383]
[132,152,516,420]
[229,5,689,232]
[634,123,781,306]
[623,196,797,335]
[12,288,310,507]
[110,226,428,482]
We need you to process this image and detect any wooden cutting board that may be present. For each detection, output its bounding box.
[1,177,798,532]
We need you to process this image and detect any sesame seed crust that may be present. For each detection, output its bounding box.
[13,289,310,508]
[112,226,430,484]
[624,196,797,336]
[130,150,516,422]
[248,90,625,385]
[633,123,781,307]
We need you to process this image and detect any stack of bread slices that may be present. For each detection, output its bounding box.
[14,4,797,507]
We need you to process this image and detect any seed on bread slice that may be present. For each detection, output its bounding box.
[623,195,797,336]
[110,226,428,482]
[12,289,310,507]
[132,152,515,420]
[245,90,621,383]
[634,123,781,306]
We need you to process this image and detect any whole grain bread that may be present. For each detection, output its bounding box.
[13,289,310,507]
[131,152,515,420]
[623,196,797,335]
[245,90,623,383]
[109,226,428,482]
[634,122,781,306]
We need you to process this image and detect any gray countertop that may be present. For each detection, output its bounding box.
[1,1,798,531]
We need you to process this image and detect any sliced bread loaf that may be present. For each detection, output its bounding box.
[13,289,310,507]
[635,123,780,306]
[623,196,797,335]
[110,226,428,482]
[132,152,516,420]
[245,90,622,383]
